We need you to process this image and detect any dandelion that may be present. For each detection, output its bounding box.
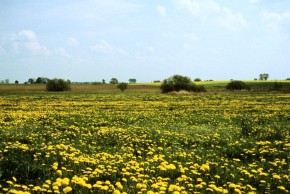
[167,164,176,170]
[277,186,289,192]
[63,186,72,193]
[273,174,281,180]
[101,185,109,190]
[200,164,210,172]
[115,182,123,190]
[56,169,62,175]
[113,190,121,194]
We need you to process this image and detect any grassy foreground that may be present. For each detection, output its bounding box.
[0,90,289,193]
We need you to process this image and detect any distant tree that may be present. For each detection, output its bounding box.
[226,80,250,90]
[35,77,48,84]
[129,78,137,84]
[194,78,202,82]
[5,79,9,84]
[117,82,128,92]
[160,74,206,93]
[46,78,71,92]
[110,78,118,84]
[36,77,42,84]
[28,78,35,84]
[15,80,19,84]
[93,81,102,85]
[259,73,269,80]
[153,80,161,83]
[102,79,106,84]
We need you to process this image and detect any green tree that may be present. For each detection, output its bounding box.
[35,77,48,84]
[129,78,137,84]
[28,78,35,84]
[117,82,128,92]
[46,78,71,92]
[110,78,118,84]
[160,75,206,93]
[259,73,269,80]
[226,80,249,90]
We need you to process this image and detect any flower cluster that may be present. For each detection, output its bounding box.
[0,92,289,193]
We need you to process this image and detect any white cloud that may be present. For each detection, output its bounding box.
[249,0,262,4]
[83,14,104,21]
[182,43,195,51]
[176,0,220,19]
[163,32,199,41]
[261,10,290,22]
[217,8,248,30]
[90,40,127,55]
[175,0,247,30]
[66,38,79,47]
[11,30,49,55]
[56,48,71,58]
[145,46,155,53]
[157,5,167,17]
[183,33,199,41]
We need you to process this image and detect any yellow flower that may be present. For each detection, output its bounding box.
[101,185,109,190]
[200,164,210,172]
[115,182,123,190]
[56,170,62,175]
[167,164,176,170]
[273,174,280,180]
[63,186,72,193]
[113,190,121,194]
[61,178,70,186]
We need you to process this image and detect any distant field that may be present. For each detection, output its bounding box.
[0,80,289,92]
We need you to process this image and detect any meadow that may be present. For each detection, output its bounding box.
[0,88,289,193]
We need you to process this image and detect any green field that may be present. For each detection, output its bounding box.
[0,84,289,193]
[0,80,289,93]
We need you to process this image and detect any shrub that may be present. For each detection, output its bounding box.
[117,82,128,92]
[226,80,249,90]
[194,78,202,82]
[161,75,206,93]
[46,78,71,92]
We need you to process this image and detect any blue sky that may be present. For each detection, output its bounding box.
[1,0,290,83]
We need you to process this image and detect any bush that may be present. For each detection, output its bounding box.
[226,80,249,90]
[117,82,128,92]
[46,78,71,92]
[161,75,206,93]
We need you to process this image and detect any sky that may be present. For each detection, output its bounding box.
[1,0,290,83]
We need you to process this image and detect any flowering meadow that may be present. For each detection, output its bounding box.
[0,91,289,193]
